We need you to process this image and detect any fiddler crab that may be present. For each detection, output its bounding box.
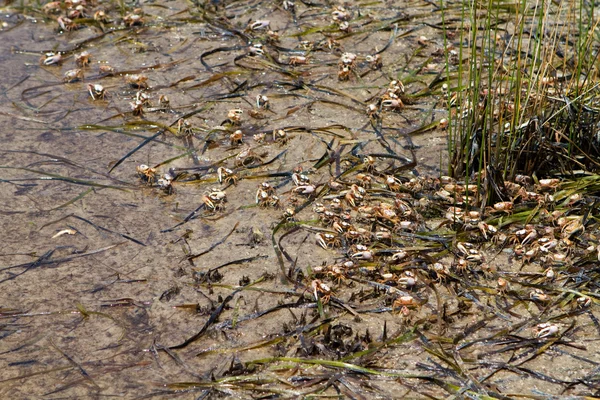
[497,277,509,292]
[293,184,316,196]
[380,80,405,110]
[366,54,382,70]
[536,178,560,191]
[227,108,243,125]
[351,244,373,261]
[398,271,417,288]
[64,69,84,83]
[136,164,157,183]
[311,279,332,304]
[177,118,193,136]
[57,16,79,31]
[67,5,86,19]
[386,175,402,191]
[157,172,174,194]
[130,100,144,116]
[256,95,270,109]
[136,91,151,106]
[42,1,61,14]
[315,233,341,249]
[235,147,263,167]
[292,171,310,186]
[126,74,148,89]
[88,84,107,100]
[123,13,144,27]
[366,103,380,119]
[256,182,280,208]
[230,130,244,146]
[289,55,309,66]
[273,129,290,145]
[282,207,296,221]
[345,184,367,208]
[202,188,227,211]
[99,65,115,75]
[75,51,91,67]
[530,288,550,302]
[217,167,238,185]
[248,20,270,31]
[431,262,450,282]
[338,52,357,81]
[393,295,419,309]
[362,155,377,172]
[534,323,559,339]
[41,52,62,66]
[159,94,170,110]
[332,6,351,22]
[456,242,483,263]
[93,10,108,22]
[248,43,264,56]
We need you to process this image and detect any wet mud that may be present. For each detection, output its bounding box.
[1,0,600,399]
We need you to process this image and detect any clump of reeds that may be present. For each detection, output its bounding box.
[443,0,600,199]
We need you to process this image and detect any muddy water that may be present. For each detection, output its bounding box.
[1,0,599,398]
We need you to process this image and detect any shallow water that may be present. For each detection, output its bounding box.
[1,1,599,398]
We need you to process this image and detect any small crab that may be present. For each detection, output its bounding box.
[227,108,243,125]
[366,54,382,69]
[157,173,173,194]
[398,271,417,288]
[292,172,310,186]
[311,279,332,304]
[202,188,227,211]
[490,277,507,295]
[534,323,559,338]
[273,129,290,145]
[217,167,238,185]
[339,52,357,68]
[230,130,244,146]
[537,178,560,191]
[93,10,108,22]
[136,91,151,106]
[126,74,148,89]
[123,13,143,26]
[41,52,62,66]
[136,164,156,183]
[248,43,264,56]
[88,84,107,100]
[331,7,351,21]
[67,5,86,19]
[130,100,144,116]
[42,1,62,14]
[176,118,193,136]
[386,175,402,192]
[75,51,91,67]
[530,288,550,302]
[64,69,84,83]
[393,295,418,308]
[289,55,309,66]
[338,65,351,81]
[57,16,78,31]
[235,147,263,167]
[256,94,270,109]
[351,245,373,261]
[381,97,404,111]
[159,94,170,109]
[293,184,316,196]
[99,65,115,75]
[315,233,341,249]
[492,201,514,213]
[373,203,399,224]
[249,20,270,30]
